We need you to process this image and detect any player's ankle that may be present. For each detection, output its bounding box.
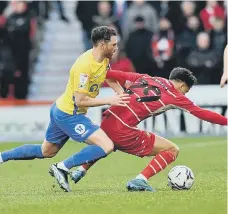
[78,165,87,172]
[57,162,69,172]
[136,174,148,181]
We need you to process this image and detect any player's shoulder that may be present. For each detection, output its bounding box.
[170,91,193,106]
[71,50,91,71]
[154,78,186,100]
[76,49,92,64]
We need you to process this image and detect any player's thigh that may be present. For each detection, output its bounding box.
[53,108,114,153]
[149,135,179,156]
[55,113,112,150]
[85,128,114,154]
[44,106,69,157]
[45,121,69,146]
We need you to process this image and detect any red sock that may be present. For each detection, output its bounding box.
[141,151,176,179]
[82,160,97,170]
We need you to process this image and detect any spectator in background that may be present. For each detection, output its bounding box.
[150,0,170,18]
[111,48,135,73]
[108,23,123,48]
[123,0,158,40]
[92,1,122,36]
[179,1,197,33]
[75,1,98,51]
[125,16,153,75]
[181,1,196,18]
[6,1,34,99]
[185,32,220,84]
[151,17,175,78]
[0,1,7,14]
[103,48,135,87]
[41,1,69,23]
[0,15,15,98]
[149,1,182,34]
[112,0,129,31]
[176,16,201,63]
[200,0,225,31]
[210,17,227,54]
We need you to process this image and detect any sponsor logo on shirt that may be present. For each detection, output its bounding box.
[89,84,99,92]
[79,74,88,89]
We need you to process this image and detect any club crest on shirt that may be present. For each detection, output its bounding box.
[75,124,86,135]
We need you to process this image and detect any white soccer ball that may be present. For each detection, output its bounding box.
[168,165,194,190]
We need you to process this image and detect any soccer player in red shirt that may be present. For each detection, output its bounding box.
[70,67,227,191]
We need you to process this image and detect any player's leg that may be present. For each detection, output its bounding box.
[69,114,113,183]
[0,140,62,164]
[0,104,68,164]
[55,128,114,171]
[49,113,114,191]
[51,129,113,191]
[127,135,179,192]
[70,161,96,183]
[138,135,179,180]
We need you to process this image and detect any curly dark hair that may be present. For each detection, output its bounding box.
[169,67,197,88]
[91,26,117,46]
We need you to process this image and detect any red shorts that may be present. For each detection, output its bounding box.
[101,114,155,157]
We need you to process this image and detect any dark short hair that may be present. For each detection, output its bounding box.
[91,26,117,46]
[169,67,197,88]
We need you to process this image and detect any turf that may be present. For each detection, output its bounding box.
[0,137,226,214]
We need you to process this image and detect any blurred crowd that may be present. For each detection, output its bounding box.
[0,1,227,100]
[76,0,227,85]
[0,1,69,100]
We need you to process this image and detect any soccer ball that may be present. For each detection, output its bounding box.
[168,165,194,190]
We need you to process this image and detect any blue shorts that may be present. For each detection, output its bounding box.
[45,103,99,145]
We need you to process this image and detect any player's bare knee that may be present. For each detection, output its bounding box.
[101,141,114,154]
[87,129,114,154]
[42,150,56,158]
[168,143,179,158]
[107,142,114,154]
[174,144,180,157]
[41,146,57,158]
[41,141,59,158]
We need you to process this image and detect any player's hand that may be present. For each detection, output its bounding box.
[220,73,228,88]
[107,94,130,106]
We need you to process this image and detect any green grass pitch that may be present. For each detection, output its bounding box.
[0,137,226,214]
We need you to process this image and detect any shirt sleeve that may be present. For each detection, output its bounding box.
[73,64,90,93]
[173,95,228,126]
[106,70,143,86]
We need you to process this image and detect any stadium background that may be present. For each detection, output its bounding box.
[0,1,227,214]
[0,0,226,141]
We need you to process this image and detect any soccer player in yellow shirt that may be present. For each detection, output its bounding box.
[0,26,129,192]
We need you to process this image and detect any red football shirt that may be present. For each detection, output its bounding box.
[105,70,227,130]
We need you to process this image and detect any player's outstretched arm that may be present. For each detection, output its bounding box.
[106,79,125,95]
[190,107,227,125]
[220,44,228,88]
[106,70,142,86]
[175,96,227,125]
[74,91,130,107]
